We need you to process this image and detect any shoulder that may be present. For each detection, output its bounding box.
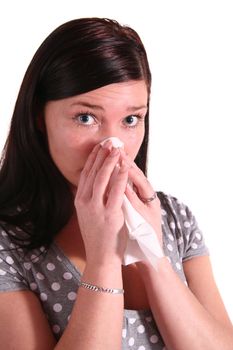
[157,191,195,229]
[0,221,48,290]
[0,222,22,253]
[0,222,29,290]
[0,221,50,265]
[157,191,209,261]
[0,221,29,254]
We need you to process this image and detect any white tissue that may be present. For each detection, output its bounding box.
[100,137,164,269]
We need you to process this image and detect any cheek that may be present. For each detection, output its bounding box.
[47,128,92,168]
[123,128,145,160]
[62,136,95,166]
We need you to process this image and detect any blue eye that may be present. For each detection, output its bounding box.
[123,115,139,127]
[75,113,96,125]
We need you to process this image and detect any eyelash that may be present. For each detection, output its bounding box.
[72,110,145,129]
[72,111,97,128]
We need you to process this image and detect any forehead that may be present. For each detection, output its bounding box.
[44,80,148,116]
[79,80,148,102]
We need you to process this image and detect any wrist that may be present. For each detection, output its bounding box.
[80,281,124,295]
[136,256,172,276]
[86,254,123,270]
[83,261,123,289]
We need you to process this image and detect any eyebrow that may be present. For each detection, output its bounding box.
[70,101,148,112]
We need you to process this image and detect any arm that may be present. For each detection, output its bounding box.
[137,256,233,350]
[0,290,56,349]
[124,159,233,350]
[0,142,128,349]
[60,142,128,349]
[57,263,123,349]
[0,263,123,350]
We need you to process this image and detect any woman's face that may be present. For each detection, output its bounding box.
[44,80,148,187]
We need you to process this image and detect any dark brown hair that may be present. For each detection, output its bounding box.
[0,18,151,250]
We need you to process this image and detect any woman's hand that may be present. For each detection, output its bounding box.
[124,156,164,248]
[74,141,129,267]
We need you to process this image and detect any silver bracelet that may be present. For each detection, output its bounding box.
[81,281,124,294]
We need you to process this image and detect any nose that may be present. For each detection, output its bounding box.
[94,124,124,146]
[100,137,124,149]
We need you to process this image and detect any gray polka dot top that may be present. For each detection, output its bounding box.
[0,192,209,349]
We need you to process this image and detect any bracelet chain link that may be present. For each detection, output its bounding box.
[81,281,124,294]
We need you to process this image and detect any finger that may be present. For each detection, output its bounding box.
[92,147,121,202]
[77,144,101,196]
[78,141,112,199]
[117,151,155,203]
[124,182,146,210]
[121,154,158,206]
[105,162,120,197]
[106,160,130,210]
[128,162,156,203]
[125,184,161,225]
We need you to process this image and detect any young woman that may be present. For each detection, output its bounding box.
[0,17,232,350]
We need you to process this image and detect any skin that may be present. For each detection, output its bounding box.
[44,80,148,188]
[45,80,163,307]
[0,80,232,349]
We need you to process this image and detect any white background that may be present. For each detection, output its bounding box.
[0,0,232,321]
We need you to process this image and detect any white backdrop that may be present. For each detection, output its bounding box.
[0,0,232,321]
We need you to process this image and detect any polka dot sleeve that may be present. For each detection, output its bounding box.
[162,196,209,261]
[159,192,209,265]
[0,226,28,292]
[181,203,209,261]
